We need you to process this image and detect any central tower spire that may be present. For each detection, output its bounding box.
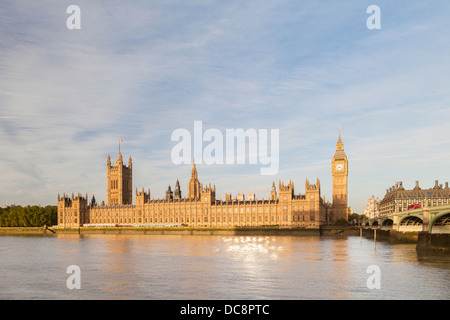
[188,160,201,199]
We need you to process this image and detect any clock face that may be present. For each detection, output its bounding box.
[335,163,344,171]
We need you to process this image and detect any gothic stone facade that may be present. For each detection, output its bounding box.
[58,133,347,228]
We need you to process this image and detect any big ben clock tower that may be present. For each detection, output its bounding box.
[332,130,348,222]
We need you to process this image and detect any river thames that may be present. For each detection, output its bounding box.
[0,233,448,300]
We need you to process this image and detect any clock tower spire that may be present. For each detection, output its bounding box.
[332,130,348,222]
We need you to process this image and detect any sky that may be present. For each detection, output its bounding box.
[1,1,450,214]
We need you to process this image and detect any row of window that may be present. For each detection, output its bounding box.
[110,180,130,190]
[60,211,87,217]
[90,213,316,224]
[397,194,450,199]
[397,198,449,203]
[89,204,316,216]
[396,199,450,211]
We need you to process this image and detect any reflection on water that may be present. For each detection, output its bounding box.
[222,236,284,260]
[0,234,448,299]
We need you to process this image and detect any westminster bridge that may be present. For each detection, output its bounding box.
[364,203,450,234]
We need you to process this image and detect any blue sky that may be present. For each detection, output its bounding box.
[1,1,450,214]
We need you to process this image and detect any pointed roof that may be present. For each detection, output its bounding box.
[191,160,198,179]
[334,129,346,158]
[337,128,343,146]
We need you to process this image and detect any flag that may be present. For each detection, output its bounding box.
[118,139,124,154]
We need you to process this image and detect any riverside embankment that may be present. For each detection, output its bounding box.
[0,226,320,236]
[1,226,449,252]
[321,226,450,252]
[359,228,450,252]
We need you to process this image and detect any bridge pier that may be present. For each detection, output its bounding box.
[422,206,430,233]
[392,213,399,231]
[417,232,450,252]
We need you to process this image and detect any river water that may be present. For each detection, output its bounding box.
[0,233,448,300]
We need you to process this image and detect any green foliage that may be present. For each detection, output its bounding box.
[0,205,57,227]
[348,213,365,222]
[334,218,348,226]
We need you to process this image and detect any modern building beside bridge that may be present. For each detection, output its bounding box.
[364,202,450,234]
[379,180,450,215]
[363,180,450,234]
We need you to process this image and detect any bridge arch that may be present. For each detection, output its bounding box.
[398,215,423,232]
[381,218,393,230]
[430,212,450,234]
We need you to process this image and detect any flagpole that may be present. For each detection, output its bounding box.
[119,139,123,154]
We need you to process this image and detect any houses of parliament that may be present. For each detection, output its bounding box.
[57,132,349,228]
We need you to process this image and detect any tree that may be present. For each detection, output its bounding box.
[334,218,348,226]
[0,205,57,227]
